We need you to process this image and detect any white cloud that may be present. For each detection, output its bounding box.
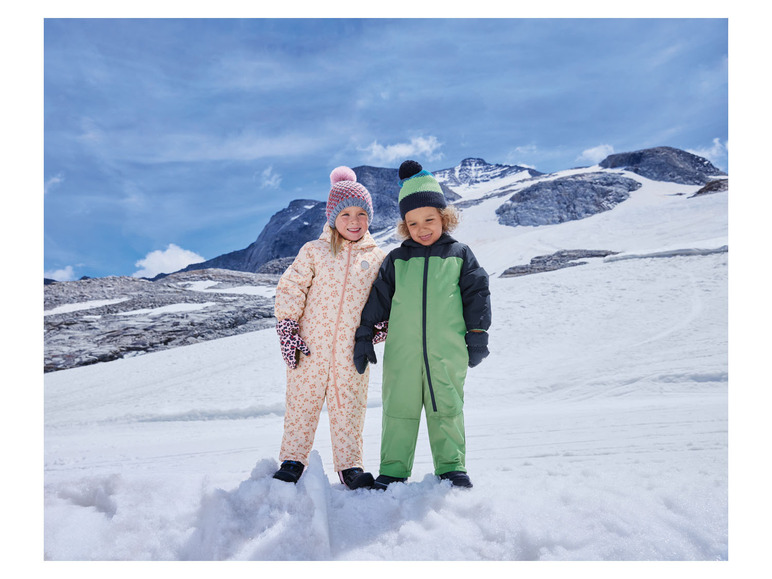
[505,145,541,168]
[512,145,537,156]
[688,138,728,171]
[361,136,443,165]
[44,265,77,281]
[76,117,104,144]
[44,174,65,195]
[133,244,205,278]
[576,144,615,166]
[112,131,328,164]
[259,165,282,189]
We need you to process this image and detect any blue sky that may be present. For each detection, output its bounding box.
[43,18,728,280]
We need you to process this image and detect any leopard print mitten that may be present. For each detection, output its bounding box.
[276,319,311,369]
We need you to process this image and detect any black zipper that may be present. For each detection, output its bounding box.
[421,246,438,412]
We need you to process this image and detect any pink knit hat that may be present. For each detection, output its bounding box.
[326,166,374,228]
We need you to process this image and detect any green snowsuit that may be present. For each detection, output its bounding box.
[359,233,491,478]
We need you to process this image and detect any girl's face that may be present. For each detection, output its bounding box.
[405,206,443,246]
[334,206,369,242]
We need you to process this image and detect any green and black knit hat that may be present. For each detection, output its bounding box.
[397,160,447,219]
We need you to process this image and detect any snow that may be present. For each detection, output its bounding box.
[183,279,276,298]
[116,302,218,317]
[444,170,534,201]
[452,172,727,276]
[40,172,746,572]
[43,297,130,316]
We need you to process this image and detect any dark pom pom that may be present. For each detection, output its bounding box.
[399,160,423,180]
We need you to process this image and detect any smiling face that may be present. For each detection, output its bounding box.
[404,206,443,246]
[334,206,369,242]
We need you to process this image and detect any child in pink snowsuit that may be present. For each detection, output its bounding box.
[272,166,386,489]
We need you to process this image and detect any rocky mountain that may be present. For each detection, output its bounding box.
[170,166,409,278]
[44,145,728,372]
[159,159,525,277]
[599,146,726,185]
[171,147,724,278]
[352,165,403,231]
[433,157,542,187]
[172,199,328,278]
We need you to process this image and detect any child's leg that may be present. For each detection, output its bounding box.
[379,358,424,479]
[380,413,421,478]
[421,360,467,475]
[425,409,467,475]
[326,369,369,472]
[279,369,325,465]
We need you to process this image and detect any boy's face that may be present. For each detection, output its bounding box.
[334,206,369,242]
[405,206,443,246]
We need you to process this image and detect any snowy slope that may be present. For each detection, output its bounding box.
[450,167,728,276]
[43,170,729,562]
[439,169,536,202]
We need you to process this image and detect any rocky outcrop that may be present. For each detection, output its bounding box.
[44,269,277,372]
[256,256,297,274]
[599,146,726,185]
[499,250,618,277]
[690,179,728,198]
[495,173,641,227]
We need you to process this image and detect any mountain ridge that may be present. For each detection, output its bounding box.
[44,145,728,372]
[43,146,727,286]
[165,146,724,277]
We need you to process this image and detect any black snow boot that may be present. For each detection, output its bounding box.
[373,474,407,491]
[339,467,375,490]
[273,460,305,483]
[439,471,473,489]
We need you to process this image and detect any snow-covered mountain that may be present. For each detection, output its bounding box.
[434,156,542,198]
[43,147,728,561]
[160,147,725,277]
[44,148,728,373]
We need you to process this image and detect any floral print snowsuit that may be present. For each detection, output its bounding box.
[274,225,386,472]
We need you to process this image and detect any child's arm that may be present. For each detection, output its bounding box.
[274,244,315,322]
[274,244,315,368]
[353,254,396,374]
[459,246,492,367]
[359,253,396,328]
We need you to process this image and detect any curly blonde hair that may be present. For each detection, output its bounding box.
[396,205,460,240]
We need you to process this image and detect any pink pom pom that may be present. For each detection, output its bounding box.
[330,166,357,185]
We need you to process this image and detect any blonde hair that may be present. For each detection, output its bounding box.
[330,227,346,256]
[396,205,460,240]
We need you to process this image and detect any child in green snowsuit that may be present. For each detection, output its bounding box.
[354,160,491,489]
